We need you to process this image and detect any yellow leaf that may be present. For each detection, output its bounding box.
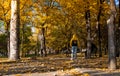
[83,73,90,76]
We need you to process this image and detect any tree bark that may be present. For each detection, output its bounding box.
[9,0,20,60]
[38,27,46,57]
[21,24,24,57]
[108,0,117,70]
[97,0,105,57]
[6,24,10,58]
[85,1,91,59]
[116,29,120,57]
[116,0,120,57]
[41,27,46,56]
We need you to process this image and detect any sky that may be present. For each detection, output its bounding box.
[115,0,119,5]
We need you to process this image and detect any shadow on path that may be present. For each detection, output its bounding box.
[3,68,120,76]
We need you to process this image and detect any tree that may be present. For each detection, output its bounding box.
[115,0,120,57]
[9,0,20,60]
[85,1,91,59]
[0,0,11,57]
[33,0,63,56]
[108,0,117,70]
[39,26,47,56]
[96,0,104,57]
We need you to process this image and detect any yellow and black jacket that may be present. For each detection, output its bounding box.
[70,34,80,47]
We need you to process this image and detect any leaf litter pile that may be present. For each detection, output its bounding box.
[0,54,120,76]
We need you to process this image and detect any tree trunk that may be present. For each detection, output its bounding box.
[36,33,40,56]
[20,24,24,57]
[4,15,10,58]
[116,27,120,57]
[42,27,46,56]
[85,2,91,59]
[9,0,20,61]
[108,0,117,70]
[97,22,102,57]
[97,0,105,57]
[116,0,120,57]
[39,27,46,57]
[6,26,10,58]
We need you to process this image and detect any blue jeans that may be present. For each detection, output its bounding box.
[71,46,77,60]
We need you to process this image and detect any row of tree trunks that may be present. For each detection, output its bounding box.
[8,0,118,70]
[9,0,48,59]
[84,0,117,70]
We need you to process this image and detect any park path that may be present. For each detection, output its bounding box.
[1,56,120,76]
[4,68,120,76]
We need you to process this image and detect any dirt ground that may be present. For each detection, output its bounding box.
[0,53,120,76]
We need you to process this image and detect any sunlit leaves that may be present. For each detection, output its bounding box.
[0,0,11,23]
[2,1,10,9]
[0,0,111,55]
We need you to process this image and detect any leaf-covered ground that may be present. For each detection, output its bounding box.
[0,53,120,76]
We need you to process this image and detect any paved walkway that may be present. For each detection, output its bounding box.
[4,72,56,76]
[3,68,120,76]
